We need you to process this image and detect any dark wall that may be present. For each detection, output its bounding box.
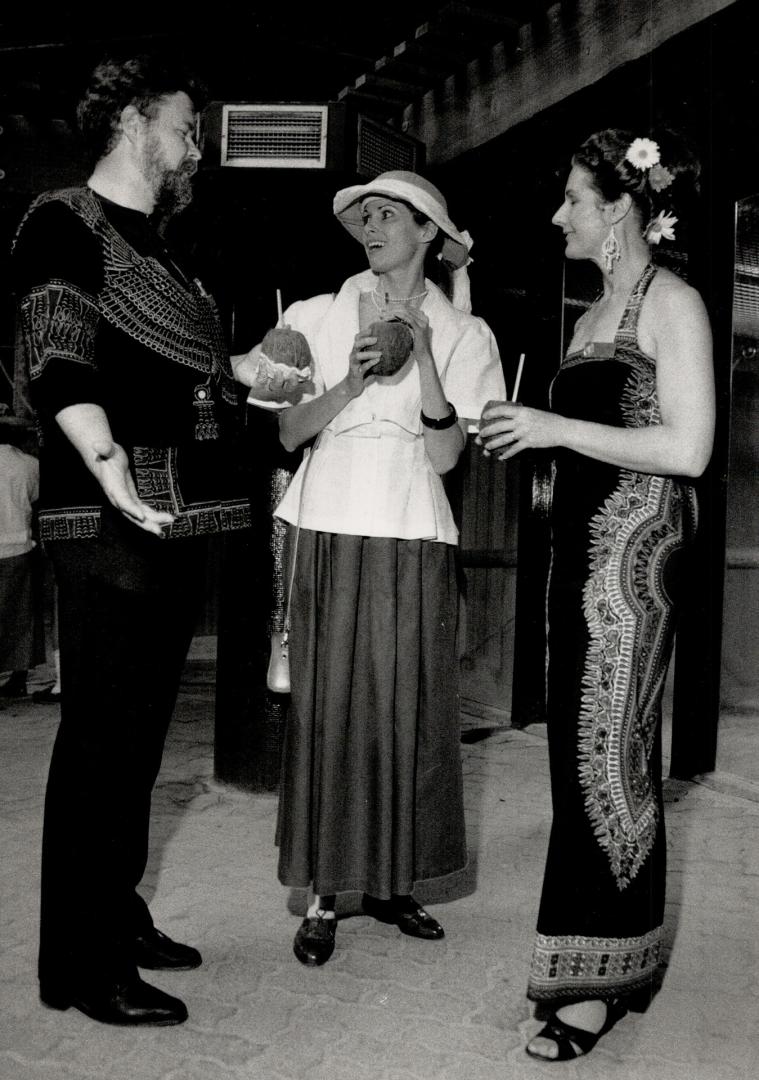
[424,0,758,773]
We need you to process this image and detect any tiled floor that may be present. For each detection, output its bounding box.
[1,654,758,1080]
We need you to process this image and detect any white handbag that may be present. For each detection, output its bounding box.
[266,433,320,693]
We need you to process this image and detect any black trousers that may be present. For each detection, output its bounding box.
[39,518,209,990]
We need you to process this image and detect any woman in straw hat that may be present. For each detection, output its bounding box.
[261,170,505,965]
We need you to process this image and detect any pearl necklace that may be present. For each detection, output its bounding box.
[370,286,428,314]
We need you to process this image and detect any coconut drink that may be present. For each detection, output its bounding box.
[261,327,313,370]
[367,318,414,377]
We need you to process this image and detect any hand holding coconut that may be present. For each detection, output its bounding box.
[261,289,313,382]
[343,331,382,396]
[364,303,432,378]
[255,327,313,392]
[241,289,314,399]
[232,311,312,402]
[365,315,414,377]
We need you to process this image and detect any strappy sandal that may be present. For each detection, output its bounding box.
[526,1000,626,1061]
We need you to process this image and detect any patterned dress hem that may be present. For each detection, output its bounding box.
[527,926,662,1004]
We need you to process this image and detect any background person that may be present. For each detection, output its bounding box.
[479,129,715,1060]
[0,412,44,700]
[261,171,505,966]
[31,586,61,703]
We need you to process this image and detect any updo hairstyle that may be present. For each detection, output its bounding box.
[573,128,700,232]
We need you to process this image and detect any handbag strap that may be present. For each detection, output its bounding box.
[282,430,322,639]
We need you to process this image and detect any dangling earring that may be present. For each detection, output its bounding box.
[601,224,621,274]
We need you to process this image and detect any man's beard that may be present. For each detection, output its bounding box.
[154,161,196,221]
[143,137,196,230]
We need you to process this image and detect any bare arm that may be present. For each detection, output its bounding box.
[55,403,174,536]
[279,331,381,452]
[402,305,465,474]
[479,282,715,477]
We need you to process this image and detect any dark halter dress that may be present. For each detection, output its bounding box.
[527,264,698,1006]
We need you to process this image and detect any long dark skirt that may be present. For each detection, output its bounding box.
[277,529,467,898]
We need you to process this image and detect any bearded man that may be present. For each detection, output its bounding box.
[12,54,290,1027]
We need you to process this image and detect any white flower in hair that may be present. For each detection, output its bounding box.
[646,211,678,245]
[626,137,661,170]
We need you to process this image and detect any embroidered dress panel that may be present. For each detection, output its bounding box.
[530,929,662,1001]
[528,263,697,1006]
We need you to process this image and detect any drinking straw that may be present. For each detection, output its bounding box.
[512,353,525,402]
[276,289,283,327]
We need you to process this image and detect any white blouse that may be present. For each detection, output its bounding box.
[266,270,505,544]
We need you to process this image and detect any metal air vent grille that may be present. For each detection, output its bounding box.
[356,115,421,178]
[221,104,329,168]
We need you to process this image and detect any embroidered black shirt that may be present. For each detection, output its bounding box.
[13,187,252,540]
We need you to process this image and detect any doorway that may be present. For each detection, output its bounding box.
[718,194,759,786]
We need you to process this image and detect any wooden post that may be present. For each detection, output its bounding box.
[214,407,298,792]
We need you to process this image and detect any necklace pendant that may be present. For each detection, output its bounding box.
[193,382,220,440]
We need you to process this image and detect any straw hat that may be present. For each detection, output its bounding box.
[333,171,472,269]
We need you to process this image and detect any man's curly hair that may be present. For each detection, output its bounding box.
[76,53,206,163]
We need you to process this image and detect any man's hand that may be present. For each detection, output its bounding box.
[231,344,310,399]
[253,351,310,395]
[90,439,174,536]
[55,403,174,537]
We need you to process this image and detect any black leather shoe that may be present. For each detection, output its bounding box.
[32,685,61,703]
[0,678,27,698]
[293,914,337,966]
[40,975,188,1026]
[133,927,202,970]
[361,894,445,940]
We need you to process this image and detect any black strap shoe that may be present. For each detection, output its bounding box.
[293,913,337,966]
[526,1000,627,1060]
[133,927,202,970]
[40,975,188,1026]
[361,894,445,940]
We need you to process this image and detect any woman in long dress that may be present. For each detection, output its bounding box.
[479,130,715,1060]
[266,171,505,965]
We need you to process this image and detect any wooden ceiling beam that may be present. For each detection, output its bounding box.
[374,52,447,88]
[353,72,426,101]
[417,2,520,43]
[397,34,471,70]
[390,39,462,76]
[335,85,406,118]
[408,0,740,164]
[336,1,533,123]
